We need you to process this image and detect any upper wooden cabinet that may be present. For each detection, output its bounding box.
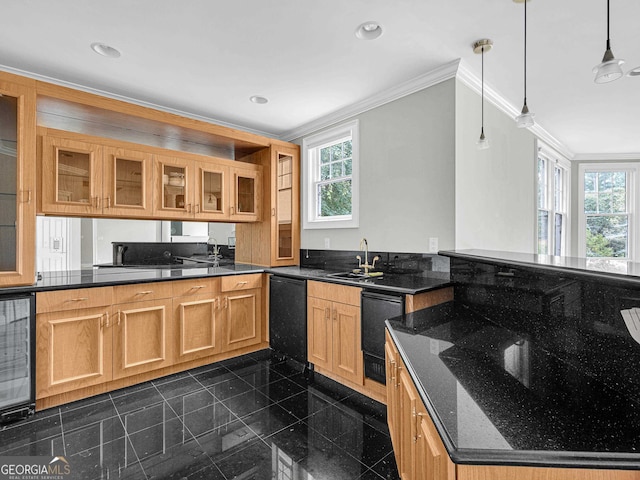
[153,153,194,219]
[194,161,228,220]
[235,144,300,266]
[229,164,261,222]
[103,146,154,217]
[272,146,299,265]
[0,73,36,287]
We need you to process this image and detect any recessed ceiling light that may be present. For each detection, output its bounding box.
[90,42,121,58]
[355,21,383,40]
[249,95,268,104]
[627,66,640,77]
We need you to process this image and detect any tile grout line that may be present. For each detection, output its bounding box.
[108,392,148,479]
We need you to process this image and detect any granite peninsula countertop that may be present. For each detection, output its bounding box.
[386,301,640,470]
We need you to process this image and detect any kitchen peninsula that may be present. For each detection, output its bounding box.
[385,249,640,479]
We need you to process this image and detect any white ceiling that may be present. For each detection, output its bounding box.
[2,0,639,158]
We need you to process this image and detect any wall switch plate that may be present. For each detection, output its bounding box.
[324,237,331,249]
[428,237,438,253]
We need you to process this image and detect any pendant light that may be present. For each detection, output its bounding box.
[473,39,493,150]
[593,0,624,83]
[514,0,535,128]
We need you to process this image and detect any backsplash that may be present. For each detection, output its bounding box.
[110,242,235,266]
[299,249,450,275]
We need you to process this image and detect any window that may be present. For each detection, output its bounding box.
[578,164,638,259]
[537,146,570,256]
[302,120,359,229]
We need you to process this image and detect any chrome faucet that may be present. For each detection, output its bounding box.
[208,237,221,266]
[356,237,379,275]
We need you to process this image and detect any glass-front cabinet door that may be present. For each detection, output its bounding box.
[272,146,299,266]
[230,165,261,222]
[153,154,193,219]
[104,146,153,218]
[40,133,102,216]
[0,75,36,286]
[195,161,228,220]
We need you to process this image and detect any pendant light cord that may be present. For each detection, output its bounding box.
[606,0,611,50]
[481,46,485,131]
[523,0,528,107]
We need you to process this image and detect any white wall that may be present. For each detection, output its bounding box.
[93,219,162,264]
[454,80,536,253]
[296,80,456,253]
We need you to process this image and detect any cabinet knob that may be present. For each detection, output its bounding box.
[271,208,276,217]
[105,196,111,208]
[67,297,88,302]
[135,290,153,295]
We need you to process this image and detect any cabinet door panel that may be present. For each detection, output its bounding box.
[230,165,261,222]
[223,288,261,352]
[399,369,418,480]
[112,299,173,379]
[0,77,36,287]
[153,154,193,219]
[36,308,111,398]
[307,296,332,370]
[175,296,221,363]
[195,162,229,220]
[104,146,153,217]
[385,338,400,454]
[332,303,362,384]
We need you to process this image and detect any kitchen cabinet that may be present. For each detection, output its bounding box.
[112,282,174,380]
[221,274,263,352]
[40,130,155,218]
[307,280,363,385]
[386,330,455,480]
[229,164,261,222]
[154,153,261,221]
[35,287,114,398]
[172,278,222,363]
[0,73,36,287]
[40,133,102,216]
[235,144,300,266]
[103,145,154,217]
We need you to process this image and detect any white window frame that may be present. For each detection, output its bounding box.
[302,120,359,229]
[536,143,571,256]
[578,162,639,260]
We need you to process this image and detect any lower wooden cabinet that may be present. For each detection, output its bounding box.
[307,280,362,386]
[36,287,114,398]
[386,329,455,480]
[221,274,263,352]
[35,274,266,408]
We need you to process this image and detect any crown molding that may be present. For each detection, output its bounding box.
[456,59,575,160]
[0,64,276,139]
[572,152,640,161]
[280,59,461,142]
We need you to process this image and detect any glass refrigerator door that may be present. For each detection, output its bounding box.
[0,295,33,411]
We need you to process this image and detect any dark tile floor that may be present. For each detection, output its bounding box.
[0,350,400,480]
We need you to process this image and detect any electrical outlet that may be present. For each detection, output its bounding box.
[428,237,438,253]
[324,237,331,249]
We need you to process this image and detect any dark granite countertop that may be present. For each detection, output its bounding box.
[441,249,640,288]
[386,302,640,470]
[0,263,266,294]
[267,266,451,295]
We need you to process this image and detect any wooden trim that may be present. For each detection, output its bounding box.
[405,286,454,313]
[456,465,640,480]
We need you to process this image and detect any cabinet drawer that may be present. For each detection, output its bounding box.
[221,274,262,292]
[172,277,219,297]
[113,281,173,303]
[36,287,113,313]
[308,280,361,306]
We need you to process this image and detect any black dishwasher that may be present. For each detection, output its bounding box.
[269,275,307,364]
[361,290,404,384]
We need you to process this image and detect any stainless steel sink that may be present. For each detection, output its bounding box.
[326,271,382,279]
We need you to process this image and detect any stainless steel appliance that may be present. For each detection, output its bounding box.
[361,290,404,384]
[0,292,35,423]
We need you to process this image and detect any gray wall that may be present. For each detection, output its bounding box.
[295,79,456,253]
[295,77,538,254]
[454,80,537,253]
